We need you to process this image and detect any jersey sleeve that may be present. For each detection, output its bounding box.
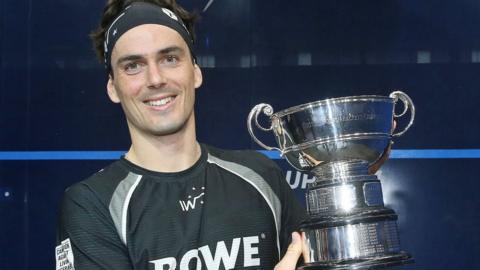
[238,149,308,257]
[56,183,133,270]
[275,166,308,256]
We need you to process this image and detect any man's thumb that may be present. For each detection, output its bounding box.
[274,232,302,270]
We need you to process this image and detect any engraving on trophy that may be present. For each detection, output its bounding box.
[307,185,357,214]
[302,109,378,130]
[248,91,415,269]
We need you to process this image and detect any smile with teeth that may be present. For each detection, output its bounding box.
[145,96,175,107]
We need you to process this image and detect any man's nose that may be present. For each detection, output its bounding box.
[146,63,167,88]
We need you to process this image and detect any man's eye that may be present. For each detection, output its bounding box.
[124,62,142,74]
[163,55,179,65]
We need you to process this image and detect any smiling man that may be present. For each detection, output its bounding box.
[55,1,307,269]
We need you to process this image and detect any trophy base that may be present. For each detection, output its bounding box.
[298,208,413,269]
[297,252,413,270]
[299,160,413,270]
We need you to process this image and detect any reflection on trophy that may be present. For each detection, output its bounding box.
[248,91,415,269]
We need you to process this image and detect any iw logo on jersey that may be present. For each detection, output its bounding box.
[149,235,261,269]
[179,186,205,212]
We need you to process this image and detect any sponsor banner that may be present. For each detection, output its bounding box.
[274,159,314,206]
[55,239,75,270]
[149,235,261,270]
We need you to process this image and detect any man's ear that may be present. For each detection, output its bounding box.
[107,75,121,103]
[193,64,203,89]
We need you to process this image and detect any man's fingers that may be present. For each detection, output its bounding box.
[274,232,302,270]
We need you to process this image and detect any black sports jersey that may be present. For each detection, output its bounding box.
[56,144,307,270]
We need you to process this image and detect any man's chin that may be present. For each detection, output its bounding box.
[128,113,194,138]
[147,123,186,137]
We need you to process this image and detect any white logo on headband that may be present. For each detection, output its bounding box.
[162,8,179,21]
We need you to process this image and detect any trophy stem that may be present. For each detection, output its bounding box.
[311,160,369,183]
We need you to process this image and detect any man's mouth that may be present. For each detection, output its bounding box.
[144,96,176,107]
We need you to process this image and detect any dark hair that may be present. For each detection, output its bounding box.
[90,0,197,63]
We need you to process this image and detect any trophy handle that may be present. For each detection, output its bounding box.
[247,103,282,152]
[389,91,415,137]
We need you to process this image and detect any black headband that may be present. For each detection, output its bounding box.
[104,2,195,73]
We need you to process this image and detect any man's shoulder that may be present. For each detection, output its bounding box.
[63,159,129,205]
[204,144,284,184]
[205,144,278,168]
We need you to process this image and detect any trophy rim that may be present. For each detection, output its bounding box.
[273,95,394,118]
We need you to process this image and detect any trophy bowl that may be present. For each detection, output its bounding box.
[248,91,414,171]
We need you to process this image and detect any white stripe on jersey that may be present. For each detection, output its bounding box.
[207,154,281,257]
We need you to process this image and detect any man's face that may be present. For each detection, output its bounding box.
[107,24,202,138]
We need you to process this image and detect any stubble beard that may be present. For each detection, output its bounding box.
[129,108,195,138]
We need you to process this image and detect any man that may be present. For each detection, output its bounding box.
[56,0,307,269]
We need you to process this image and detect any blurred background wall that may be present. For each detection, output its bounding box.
[0,0,479,269]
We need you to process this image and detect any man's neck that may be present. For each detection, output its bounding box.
[125,121,201,173]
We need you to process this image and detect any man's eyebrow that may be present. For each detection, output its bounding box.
[116,54,144,66]
[158,46,185,55]
[116,46,186,66]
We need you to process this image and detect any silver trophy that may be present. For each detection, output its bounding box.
[247,91,415,269]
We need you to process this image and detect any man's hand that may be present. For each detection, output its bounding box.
[274,232,307,270]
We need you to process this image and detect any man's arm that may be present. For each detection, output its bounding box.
[56,184,133,270]
[268,160,308,269]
